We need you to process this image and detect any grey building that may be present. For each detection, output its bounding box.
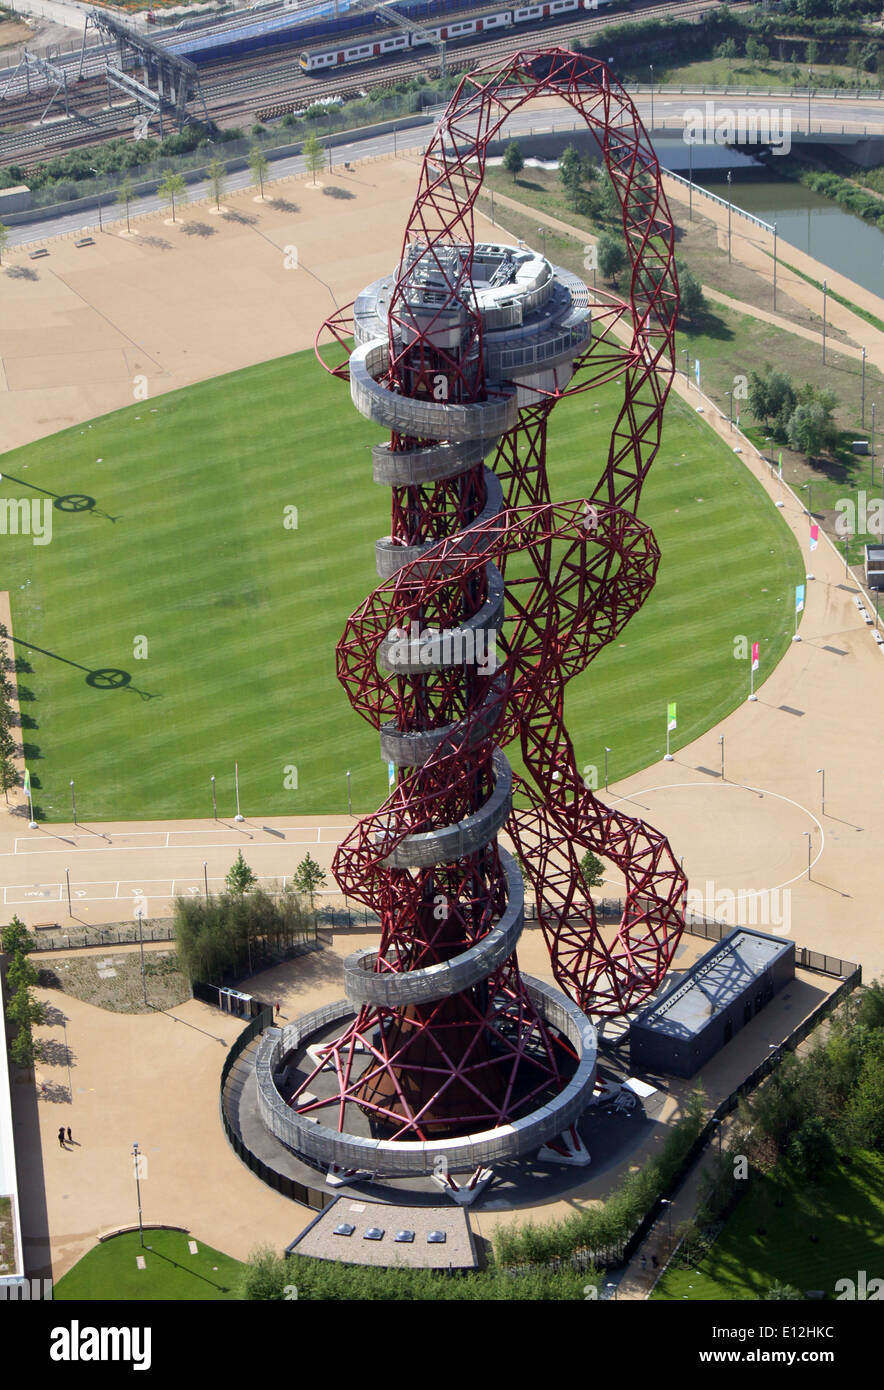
[630,928,795,1078]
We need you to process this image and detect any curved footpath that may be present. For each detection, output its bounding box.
[1,152,883,1282]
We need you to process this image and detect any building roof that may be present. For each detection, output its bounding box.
[632,928,793,1042]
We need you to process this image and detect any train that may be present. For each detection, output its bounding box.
[165,0,493,65]
[299,0,617,71]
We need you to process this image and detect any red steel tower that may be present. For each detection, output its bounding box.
[265,48,686,1176]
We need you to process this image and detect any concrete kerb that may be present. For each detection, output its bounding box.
[97,1223,189,1243]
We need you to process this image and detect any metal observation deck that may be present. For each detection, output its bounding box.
[256,241,598,1178]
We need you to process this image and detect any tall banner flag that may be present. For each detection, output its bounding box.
[752,642,760,671]
[777,451,783,478]
[388,761,396,791]
[23,767,30,797]
[749,641,759,700]
[694,359,701,391]
[793,584,805,642]
[810,524,819,552]
[665,702,676,760]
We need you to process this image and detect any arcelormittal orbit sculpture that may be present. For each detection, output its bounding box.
[257,48,686,1179]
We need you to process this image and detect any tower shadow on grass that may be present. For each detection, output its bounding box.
[10,634,159,701]
[0,471,121,523]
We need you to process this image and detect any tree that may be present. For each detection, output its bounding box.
[206,157,226,211]
[117,175,134,234]
[591,168,620,224]
[1,915,35,956]
[302,131,324,186]
[9,1028,35,1070]
[786,400,831,461]
[597,232,626,286]
[502,141,524,183]
[7,951,39,994]
[0,221,8,266]
[293,852,326,914]
[158,170,186,222]
[225,850,258,896]
[748,368,796,433]
[558,143,592,211]
[675,260,706,321]
[764,1281,804,1300]
[745,36,769,64]
[578,850,605,892]
[249,145,270,199]
[0,756,17,804]
[787,1116,836,1177]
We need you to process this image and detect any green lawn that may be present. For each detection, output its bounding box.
[653,1152,884,1301]
[1,346,802,821]
[53,1229,243,1301]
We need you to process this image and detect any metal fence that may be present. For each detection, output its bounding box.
[30,923,175,952]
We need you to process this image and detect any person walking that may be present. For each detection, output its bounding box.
[66,1127,73,1144]
[58,1127,66,1148]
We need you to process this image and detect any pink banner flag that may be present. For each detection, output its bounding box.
[810,524,819,552]
[752,642,759,671]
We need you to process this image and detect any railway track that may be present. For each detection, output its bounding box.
[0,1,736,164]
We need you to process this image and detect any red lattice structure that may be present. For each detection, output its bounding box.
[298,48,686,1157]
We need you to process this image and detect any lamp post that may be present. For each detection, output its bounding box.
[65,867,72,918]
[871,402,876,484]
[661,1197,673,1248]
[90,168,103,230]
[802,481,813,518]
[808,71,813,135]
[604,746,611,791]
[726,170,733,264]
[725,390,733,426]
[772,221,777,312]
[70,779,77,825]
[688,137,693,221]
[203,860,209,898]
[210,774,217,820]
[649,65,654,131]
[718,734,725,781]
[822,280,827,364]
[803,830,812,881]
[861,347,866,428]
[132,1142,145,1248]
[817,767,825,816]
[346,768,352,816]
[537,225,547,258]
[135,907,147,1006]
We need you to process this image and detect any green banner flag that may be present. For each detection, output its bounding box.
[667,702,677,732]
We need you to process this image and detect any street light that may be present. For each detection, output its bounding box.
[822,279,828,364]
[801,481,813,518]
[861,346,866,428]
[817,767,825,816]
[718,734,725,781]
[203,861,209,898]
[803,830,812,881]
[346,769,352,816]
[132,1142,145,1248]
[210,774,217,820]
[649,64,654,131]
[604,746,611,791]
[70,779,77,825]
[726,170,733,264]
[90,168,103,230]
[725,390,733,426]
[536,225,547,258]
[135,907,148,1006]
